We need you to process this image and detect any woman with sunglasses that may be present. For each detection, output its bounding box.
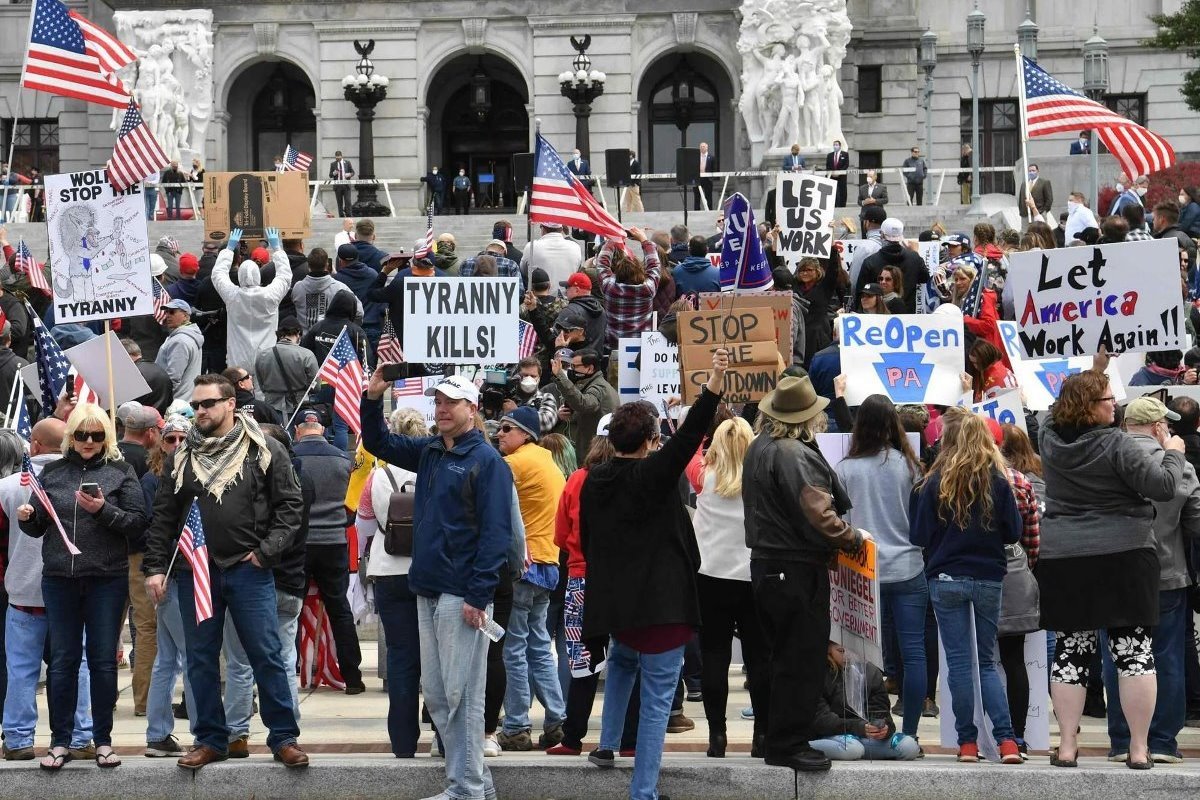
[16,404,148,770]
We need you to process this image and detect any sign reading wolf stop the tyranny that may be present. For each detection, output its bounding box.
[44,169,153,325]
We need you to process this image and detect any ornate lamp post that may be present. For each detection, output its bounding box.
[1017,2,1039,62]
[918,30,937,203]
[967,2,986,210]
[1083,27,1110,212]
[342,40,390,216]
[557,36,606,160]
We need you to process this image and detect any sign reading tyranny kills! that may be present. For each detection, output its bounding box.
[776,173,838,262]
[402,277,520,363]
[838,313,965,406]
[1008,239,1183,357]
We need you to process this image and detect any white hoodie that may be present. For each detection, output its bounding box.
[212,247,292,380]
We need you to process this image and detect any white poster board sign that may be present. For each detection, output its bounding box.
[391,375,443,429]
[616,337,641,404]
[639,331,680,416]
[44,169,152,324]
[1007,239,1183,358]
[838,239,865,264]
[965,388,1027,434]
[402,277,520,364]
[838,313,965,405]
[64,331,151,409]
[998,320,1126,411]
[776,173,837,262]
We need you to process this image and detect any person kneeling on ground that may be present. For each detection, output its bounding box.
[809,642,922,761]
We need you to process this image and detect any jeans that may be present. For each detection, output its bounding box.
[810,733,922,761]
[929,576,1015,745]
[42,574,126,747]
[225,588,304,740]
[165,190,182,219]
[879,573,929,736]
[545,593,569,699]
[418,593,492,800]
[374,574,421,756]
[1101,587,1188,756]
[3,606,93,749]
[305,543,362,686]
[144,187,158,220]
[179,561,299,753]
[501,580,565,734]
[146,579,197,743]
[599,640,683,800]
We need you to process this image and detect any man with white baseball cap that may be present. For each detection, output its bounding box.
[361,367,513,800]
[855,218,930,313]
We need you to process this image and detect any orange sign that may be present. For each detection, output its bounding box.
[837,537,877,581]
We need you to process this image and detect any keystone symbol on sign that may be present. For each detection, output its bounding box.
[873,353,934,403]
[1034,360,1082,399]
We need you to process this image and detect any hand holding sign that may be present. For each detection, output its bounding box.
[227,228,243,251]
[707,347,730,395]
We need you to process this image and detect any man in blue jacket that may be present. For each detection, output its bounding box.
[672,235,722,297]
[332,242,383,353]
[361,372,513,800]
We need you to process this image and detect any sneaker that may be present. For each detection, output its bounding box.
[891,698,902,715]
[546,743,581,756]
[998,739,1023,764]
[483,735,501,758]
[1108,752,1129,763]
[1152,752,1184,764]
[666,713,695,733]
[172,701,188,720]
[496,729,533,752]
[537,724,564,749]
[957,742,981,763]
[145,735,182,758]
[619,748,636,758]
[344,683,367,696]
[922,699,939,718]
[1017,742,1029,762]
[740,707,755,720]
[2,744,35,761]
[588,748,614,768]
[686,690,703,702]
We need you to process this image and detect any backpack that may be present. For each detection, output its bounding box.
[379,467,416,557]
[998,543,1040,636]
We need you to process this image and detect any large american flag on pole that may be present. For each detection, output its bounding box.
[29,306,69,414]
[21,452,80,556]
[21,0,134,109]
[1021,56,1174,179]
[107,100,170,192]
[177,500,213,623]
[14,240,51,297]
[317,327,365,435]
[530,133,625,240]
[283,144,313,173]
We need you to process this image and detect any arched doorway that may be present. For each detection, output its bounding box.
[426,54,529,210]
[226,61,316,172]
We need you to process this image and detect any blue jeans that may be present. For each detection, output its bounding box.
[165,190,182,219]
[502,580,565,734]
[375,574,421,756]
[224,588,304,741]
[3,606,93,749]
[879,573,929,737]
[545,593,569,699]
[179,561,299,753]
[810,733,922,760]
[144,187,158,220]
[42,574,127,747]
[928,576,1015,745]
[599,640,683,800]
[145,579,197,743]
[418,593,492,800]
[1101,587,1188,756]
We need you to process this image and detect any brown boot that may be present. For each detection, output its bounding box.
[227,738,250,759]
[273,743,309,768]
[177,745,228,771]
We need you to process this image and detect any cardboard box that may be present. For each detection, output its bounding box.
[678,305,783,404]
[203,171,311,243]
[681,356,785,405]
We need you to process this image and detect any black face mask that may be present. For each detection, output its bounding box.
[569,368,590,382]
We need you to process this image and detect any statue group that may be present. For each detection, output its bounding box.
[738,0,851,154]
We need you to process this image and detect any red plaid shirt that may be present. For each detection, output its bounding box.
[1006,467,1040,567]
[597,240,661,348]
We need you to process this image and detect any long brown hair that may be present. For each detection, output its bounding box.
[1000,423,1042,476]
[924,407,1007,528]
[1051,370,1110,428]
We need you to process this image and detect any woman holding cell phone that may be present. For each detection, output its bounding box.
[17,404,147,770]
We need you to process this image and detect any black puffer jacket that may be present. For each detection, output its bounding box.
[20,450,147,578]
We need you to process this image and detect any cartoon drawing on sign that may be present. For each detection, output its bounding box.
[54,207,130,302]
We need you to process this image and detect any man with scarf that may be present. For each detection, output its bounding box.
[143,374,307,770]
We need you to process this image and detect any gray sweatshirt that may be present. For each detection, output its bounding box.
[292,273,363,334]
[1,454,60,606]
[1130,434,1200,590]
[156,322,204,402]
[835,449,923,583]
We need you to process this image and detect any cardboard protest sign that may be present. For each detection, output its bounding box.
[617,337,642,404]
[1008,239,1183,357]
[697,291,793,364]
[998,320,1126,411]
[203,170,311,243]
[44,169,153,325]
[827,538,882,667]
[776,173,838,262]
[838,313,965,406]
[64,332,151,409]
[678,306,782,404]
[965,388,1027,434]
[402,277,521,364]
[640,331,680,416]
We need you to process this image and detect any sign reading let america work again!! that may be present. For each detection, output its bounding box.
[838,313,965,406]
[402,277,521,363]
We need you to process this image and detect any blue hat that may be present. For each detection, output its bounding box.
[946,233,971,248]
[163,298,192,314]
[501,406,541,442]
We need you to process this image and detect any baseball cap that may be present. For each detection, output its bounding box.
[412,238,434,261]
[178,253,199,277]
[119,403,162,431]
[531,268,551,289]
[880,218,905,242]
[162,298,191,314]
[560,272,592,292]
[485,239,508,253]
[298,409,325,427]
[554,305,589,332]
[250,247,270,266]
[276,315,301,334]
[540,221,564,231]
[860,283,884,297]
[149,253,168,277]
[946,233,972,248]
[337,243,359,262]
[1124,396,1181,425]
[861,205,887,224]
[424,374,481,405]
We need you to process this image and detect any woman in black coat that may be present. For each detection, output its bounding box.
[794,247,843,365]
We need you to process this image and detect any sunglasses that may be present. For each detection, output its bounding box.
[498,424,517,434]
[189,397,229,411]
[72,430,105,443]
[164,435,186,445]
[236,374,251,384]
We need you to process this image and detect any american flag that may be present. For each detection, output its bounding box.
[29,305,69,414]
[10,394,31,443]
[72,372,100,407]
[376,312,404,364]
[1021,56,1175,180]
[21,452,80,555]
[317,327,365,435]
[151,277,167,323]
[177,500,213,623]
[283,144,313,173]
[391,378,424,402]
[14,240,51,297]
[21,0,133,109]
[530,133,625,240]
[518,320,538,359]
[299,580,344,689]
[415,202,434,258]
[107,100,169,192]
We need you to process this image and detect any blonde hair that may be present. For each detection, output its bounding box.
[924,407,1006,528]
[388,407,428,437]
[704,418,753,497]
[754,409,828,443]
[951,264,978,308]
[64,403,122,461]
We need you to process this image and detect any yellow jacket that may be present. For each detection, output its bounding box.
[504,443,565,564]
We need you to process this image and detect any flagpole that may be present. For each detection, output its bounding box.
[3,371,20,429]
[1014,44,1035,227]
[2,0,39,222]
[103,321,116,427]
[284,324,349,432]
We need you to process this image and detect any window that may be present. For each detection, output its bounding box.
[1105,94,1146,126]
[960,98,1018,195]
[857,150,882,185]
[2,118,59,174]
[646,57,720,173]
[858,66,882,114]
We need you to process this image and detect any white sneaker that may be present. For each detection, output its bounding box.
[483,735,501,757]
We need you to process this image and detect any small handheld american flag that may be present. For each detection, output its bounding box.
[518,320,538,359]
[152,277,167,323]
[177,500,213,623]
[107,100,170,192]
[415,202,435,258]
[21,452,80,556]
[317,327,365,435]
[283,144,313,173]
[14,241,51,297]
[376,312,404,364]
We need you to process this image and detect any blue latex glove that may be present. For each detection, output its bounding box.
[265,226,281,251]
[227,228,243,251]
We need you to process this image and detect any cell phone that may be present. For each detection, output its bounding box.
[870,717,887,729]
[379,363,406,382]
[80,483,102,499]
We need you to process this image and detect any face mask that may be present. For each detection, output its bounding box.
[432,168,438,174]
[569,368,588,382]
[1067,200,1078,212]
[1079,138,1088,146]
[1028,172,1038,181]
[1115,183,1124,192]
[1180,194,1189,205]
[459,171,465,176]
[1137,186,1148,196]
[519,376,538,393]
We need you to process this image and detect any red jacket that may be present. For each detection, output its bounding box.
[554,467,589,578]
[963,289,1010,368]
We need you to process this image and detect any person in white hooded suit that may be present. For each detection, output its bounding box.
[210,227,292,384]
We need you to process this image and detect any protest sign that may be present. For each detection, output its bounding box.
[965,388,1027,434]
[1008,239,1183,358]
[65,332,151,409]
[640,332,680,415]
[678,305,782,404]
[402,277,520,364]
[838,313,965,405]
[44,169,153,325]
[391,375,444,428]
[776,173,838,262]
[828,538,882,667]
[837,239,865,264]
[817,432,921,474]
[697,291,793,364]
[998,320,1126,411]
[718,193,772,291]
[203,170,311,242]
[616,337,641,404]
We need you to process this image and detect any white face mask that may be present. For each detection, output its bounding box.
[432,168,438,174]
[1079,138,1088,146]
[519,376,538,393]
[1115,183,1125,192]
[1137,186,1148,196]
[459,171,465,176]
[1067,200,1079,212]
